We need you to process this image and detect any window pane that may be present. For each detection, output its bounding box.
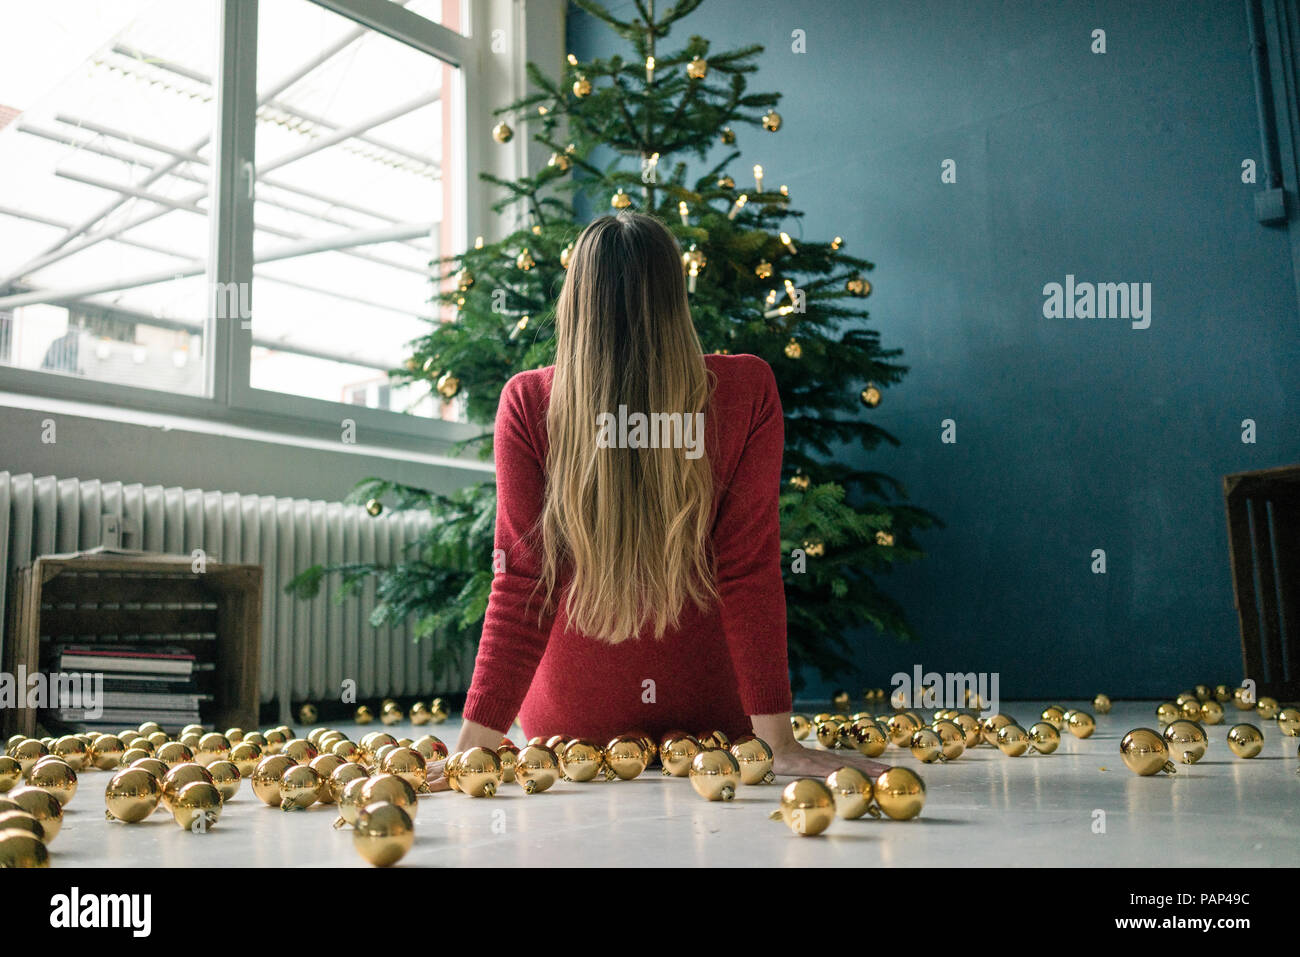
[250,0,464,421]
[0,0,214,396]
[388,0,472,37]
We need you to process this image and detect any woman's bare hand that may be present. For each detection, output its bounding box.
[770,742,891,780]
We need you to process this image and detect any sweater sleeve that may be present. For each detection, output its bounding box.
[462,375,555,733]
[711,358,793,716]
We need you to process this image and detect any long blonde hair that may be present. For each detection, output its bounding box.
[539,211,716,642]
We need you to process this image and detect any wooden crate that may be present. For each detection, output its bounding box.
[2,550,261,738]
[1224,465,1300,700]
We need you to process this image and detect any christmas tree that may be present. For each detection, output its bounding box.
[289,0,937,691]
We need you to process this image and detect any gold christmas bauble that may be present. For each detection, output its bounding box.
[251,755,296,807]
[697,729,730,752]
[28,759,77,807]
[1093,694,1112,714]
[783,338,803,360]
[195,732,231,767]
[689,749,741,801]
[1179,699,1202,722]
[325,758,365,803]
[1199,699,1225,725]
[355,705,374,724]
[873,767,926,820]
[981,713,1015,746]
[859,385,882,408]
[353,801,414,867]
[1120,728,1177,775]
[360,772,419,817]
[761,109,782,132]
[492,121,513,143]
[266,729,292,754]
[7,788,62,842]
[229,741,263,777]
[1194,684,1212,702]
[0,811,44,841]
[1277,707,1300,736]
[611,189,632,209]
[207,760,242,801]
[1256,696,1280,720]
[332,776,369,828]
[86,734,124,771]
[411,735,448,766]
[885,712,921,748]
[1162,720,1208,765]
[1028,721,1061,754]
[572,75,592,97]
[1214,684,1232,703]
[1065,710,1096,739]
[493,745,517,784]
[363,499,383,518]
[443,751,464,791]
[282,738,318,766]
[1231,687,1254,711]
[297,702,319,725]
[603,735,647,780]
[381,747,427,793]
[11,739,48,775]
[557,740,601,783]
[845,276,871,297]
[429,370,461,400]
[456,747,502,797]
[1039,705,1066,730]
[278,764,322,810]
[790,714,812,740]
[770,778,835,835]
[720,127,735,145]
[104,768,161,823]
[815,718,843,749]
[559,243,575,269]
[547,151,572,173]
[755,259,773,280]
[51,735,88,771]
[717,174,735,189]
[129,757,168,781]
[686,56,708,80]
[825,766,875,820]
[0,830,48,868]
[515,247,536,271]
[0,756,21,792]
[953,712,983,749]
[659,734,702,777]
[996,723,1031,757]
[1156,701,1181,724]
[1226,723,1263,758]
[932,719,966,760]
[910,727,945,763]
[172,781,223,830]
[875,530,895,547]
[161,763,215,811]
[408,702,431,726]
[242,731,266,748]
[729,735,775,785]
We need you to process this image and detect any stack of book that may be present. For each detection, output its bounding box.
[47,644,209,731]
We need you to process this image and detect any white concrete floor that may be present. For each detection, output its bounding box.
[39,700,1300,867]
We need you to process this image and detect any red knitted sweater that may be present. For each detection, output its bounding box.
[462,352,792,743]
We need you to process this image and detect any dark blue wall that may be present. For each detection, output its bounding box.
[568,0,1300,699]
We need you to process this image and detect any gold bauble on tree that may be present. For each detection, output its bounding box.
[436,372,461,399]
[611,188,632,209]
[686,56,708,80]
[860,384,882,408]
[572,75,592,97]
[492,121,513,143]
[515,247,535,271]
[547,151,572,172]
[875,530,895,547]
[755,259,773,280]
[783,338,802,360]
[846,275,872,297]
[717,174,735,189]
[720,127,735,145]
[761,109,782,132]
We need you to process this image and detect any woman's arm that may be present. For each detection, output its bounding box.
[751,712,891,779]
[427,375,555,791]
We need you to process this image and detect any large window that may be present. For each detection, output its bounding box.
[0,0,479,433]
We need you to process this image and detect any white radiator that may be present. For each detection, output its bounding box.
[0,471,445,723]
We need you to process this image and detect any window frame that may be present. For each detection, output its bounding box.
[0,0,516,455]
